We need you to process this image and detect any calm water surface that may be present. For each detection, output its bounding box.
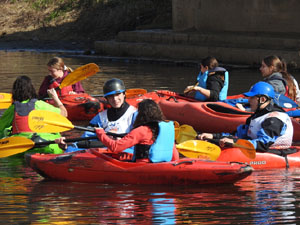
[1,50,300,224]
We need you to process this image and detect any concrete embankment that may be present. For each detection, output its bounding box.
[94,29,300,69]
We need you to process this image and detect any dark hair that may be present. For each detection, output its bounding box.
[133,99,165,141]
[12,76,38,102]
[263,55,296,101]
[201,56,219,69]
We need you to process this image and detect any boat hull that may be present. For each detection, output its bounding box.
[159,99,300,141]
[25,149,253,185]
[46,93,103,121]
[217,147,300,169]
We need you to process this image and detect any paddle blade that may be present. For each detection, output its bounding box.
[0,136,34,158]
[0,93,12,109]
[59,63,100,89]
[28,110,74,133]
[176,140,221,160]
[125,89,147,98]
[174,121,180,140]
[233,139,256,159]
[176,124,197,144]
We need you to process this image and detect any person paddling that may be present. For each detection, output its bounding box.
[184,56,229,101]
[0,75,67,154]
[198,82,293,152]
[38,57,85,99]
[63,78,138,153]
[57,99,179,162]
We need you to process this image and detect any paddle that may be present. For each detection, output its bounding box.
[0,93,12,109]
[59,63,100,89]
[176,140,221,160]
[90,88,147,98]
[176,124,256,159]
[28,110,126,138]
[0,136,103,158]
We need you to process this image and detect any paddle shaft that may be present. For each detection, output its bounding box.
[34,131,127,147]
[72,125,126,138]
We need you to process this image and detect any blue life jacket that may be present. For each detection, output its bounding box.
[149,121,174,163]
[195,70,229,101]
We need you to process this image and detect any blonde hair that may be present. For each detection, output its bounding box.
[47,57,73,72]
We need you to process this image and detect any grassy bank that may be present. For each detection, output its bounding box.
[0,0,172,44]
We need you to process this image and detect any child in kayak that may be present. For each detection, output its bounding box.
[63,78,138,153]
[184,56,229,101]
[38,57,85,99]
[198,81,293,152]
[0,75,67,154]
[57,99,179,162]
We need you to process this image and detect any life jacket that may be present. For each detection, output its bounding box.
[134,121,174,163]
[12,99,37,134]
[195,70,229,101]
[148,121,175,162]
[98,105,137,134]
[247,111,293,149]
[266,73,289,97]
[49,71,73,96]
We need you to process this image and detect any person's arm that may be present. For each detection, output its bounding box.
[46,88,68,117]
[72,81,85,93]
[95,126,153,153]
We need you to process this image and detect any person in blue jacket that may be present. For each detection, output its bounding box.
[198,82,293,152]
[184,56,229,101]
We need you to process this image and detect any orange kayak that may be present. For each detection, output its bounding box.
[25,149,253,185]
[46,93,103,121]
[217,146,300,169]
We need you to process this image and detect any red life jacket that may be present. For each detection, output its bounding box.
[12,99,37,134]
[49,80,73,96]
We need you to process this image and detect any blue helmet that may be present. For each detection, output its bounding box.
[243,81,275,99]
[103,78,125,97]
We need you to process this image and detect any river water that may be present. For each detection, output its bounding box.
[1,50,300,224]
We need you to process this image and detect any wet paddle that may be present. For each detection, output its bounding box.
[59,63,100,89]
[28,110,125,138]
[0,136,103,158]
[175,124,256,159]
[176,140,221,160]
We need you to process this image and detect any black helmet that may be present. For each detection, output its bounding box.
[103,78,126,97]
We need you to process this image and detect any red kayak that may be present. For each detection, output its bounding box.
[217,146,300,170]
[158,99,300,141]
[46,93,103,121]
[25,149,253,185]
[126,90,196,107]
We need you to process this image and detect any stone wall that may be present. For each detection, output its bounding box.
[173,0,300,34]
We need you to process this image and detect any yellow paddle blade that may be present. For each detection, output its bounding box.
[175,124,197,144]
[126,89,147,98]
[176,140,221,161]
[0,136,34,158]
[28,110,74,133]
[59,63,100,89]
[234,139,256,159]
[0,93,12,109]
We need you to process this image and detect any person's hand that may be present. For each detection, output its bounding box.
[55,137,67,150]
[219,137,234,148]
[184,85,195,94]
[47,88,58,99]
[197,133,213,140]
